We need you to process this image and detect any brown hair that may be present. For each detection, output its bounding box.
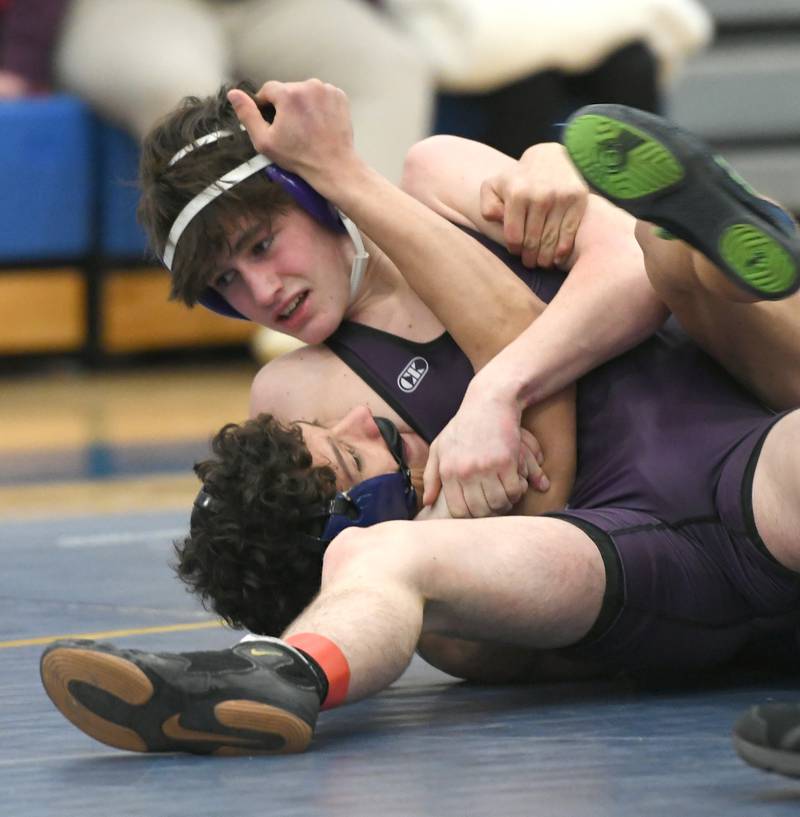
[175,413,338,636]
[137,82,294,306]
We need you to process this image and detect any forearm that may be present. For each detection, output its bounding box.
[467,210,669,412]
[319,161,543,368]
[405,136,670,406]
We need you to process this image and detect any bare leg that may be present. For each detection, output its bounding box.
[636,222,800,410]
[751,411,800,573]
[562,104,800,409]
[284,516,605,702]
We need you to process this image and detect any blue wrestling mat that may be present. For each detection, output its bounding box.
[2,506,799,817]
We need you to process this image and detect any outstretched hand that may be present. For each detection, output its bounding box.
[227,79,361,198]
[480,142,588,268]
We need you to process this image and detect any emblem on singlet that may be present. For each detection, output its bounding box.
[397,356,429,393]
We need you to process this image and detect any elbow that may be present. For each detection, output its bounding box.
[401,135,458,203]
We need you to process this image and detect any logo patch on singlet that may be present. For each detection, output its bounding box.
[397,356,429,393]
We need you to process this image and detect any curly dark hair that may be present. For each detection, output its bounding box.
[138,80,294,307]
[175,414,337,636]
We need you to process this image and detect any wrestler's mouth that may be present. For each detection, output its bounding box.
[278,290,309,321]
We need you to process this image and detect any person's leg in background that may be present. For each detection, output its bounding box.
[228,0,435,185]
[566,41,661,116]
[54,0,231,140]
[481,69,571,157]
[454,41,659,160]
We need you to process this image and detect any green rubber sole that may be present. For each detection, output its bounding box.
[563,114,684,200]
[719,224,797,295]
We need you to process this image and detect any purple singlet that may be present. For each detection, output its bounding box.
[325,225,800,674]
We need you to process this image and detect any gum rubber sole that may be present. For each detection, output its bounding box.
[563,113,684,200]
[719,224,797,296]
[41,646,312,755]
[733,735,800,779]
[563,106,800,300]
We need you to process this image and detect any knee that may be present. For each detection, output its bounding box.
[320,521,416,587]
[635,221,697,296]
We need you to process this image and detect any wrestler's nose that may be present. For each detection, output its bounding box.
[241,265,283,307]
[333,406,381,440]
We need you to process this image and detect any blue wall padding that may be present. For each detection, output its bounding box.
[96,121,149,258]
[0,96,93,261]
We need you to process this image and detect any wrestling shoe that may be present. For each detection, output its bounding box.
[563,104,800,300]
[40,638,322,755]
[732,703,800,778]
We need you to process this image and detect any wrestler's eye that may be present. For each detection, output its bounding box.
[213,269,237,289]
[346,445,362,472]
[250,236,274,259]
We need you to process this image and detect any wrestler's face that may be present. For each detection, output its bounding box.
[300,406,429,493]
[210,208,353,344]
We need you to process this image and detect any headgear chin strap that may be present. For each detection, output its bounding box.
[163,129,368,318]
[191,417,417,558]
[301,417,417,553]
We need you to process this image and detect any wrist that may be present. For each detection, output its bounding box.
[468,365,528,417]
[303,155,373,208]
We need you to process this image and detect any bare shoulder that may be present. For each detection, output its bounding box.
[249,343,404,428]
[250,345,339,420]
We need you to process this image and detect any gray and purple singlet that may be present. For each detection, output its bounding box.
[326,226,800,674]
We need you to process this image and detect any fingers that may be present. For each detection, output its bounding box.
[519,428,549,492]
[554,193,587,267]
[438,455,525,519]
[532,198,567,268]
[519,443,549,493]
[441,474,516,519]
[227,88,272,153]
[503,186,534,258]
[518,195,547,267]
[479,180,505,223]
[422,445,442,507]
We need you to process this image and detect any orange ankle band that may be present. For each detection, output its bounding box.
[285,633,351,710]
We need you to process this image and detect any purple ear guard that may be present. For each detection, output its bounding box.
[197,165,346,320]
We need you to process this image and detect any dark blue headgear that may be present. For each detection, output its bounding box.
[304,418,417,549]
[192,417,417,554]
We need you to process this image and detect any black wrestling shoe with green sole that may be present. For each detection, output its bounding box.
[40,639,321,755]
[563,104,800,300]
[733,703,800,779]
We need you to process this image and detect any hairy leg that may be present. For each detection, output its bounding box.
[636,222,800,410]
[284,516,605,702]
[751,412,800,573]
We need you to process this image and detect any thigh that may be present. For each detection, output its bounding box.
[411,515,606,649]
[328,515,605,650]
[752,410,800,572]
[638,223,800,411]
[416,633,605,683]
[55,0,229,137]
[552,507,800,673]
